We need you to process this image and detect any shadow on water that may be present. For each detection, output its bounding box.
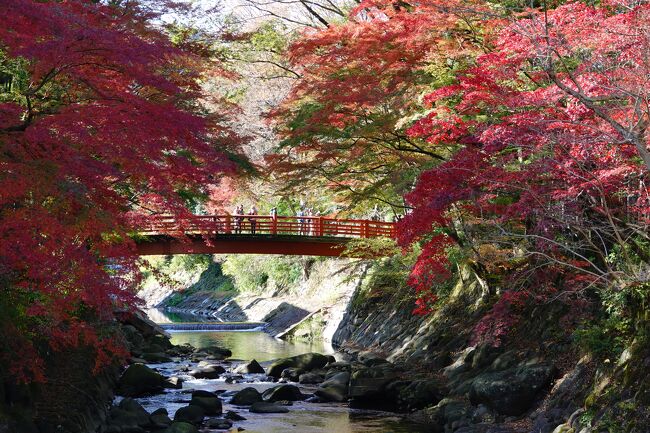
[169,330,333,362]
[145,302,248,323]
[137,375,434,433]
[146,309,209,323]
[228,405,434,433]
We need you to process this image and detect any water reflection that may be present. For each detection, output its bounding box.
[142,310,433,432]
[138,377,431,433]
[233,406,432,433]
[145,308,215,324]
[169,330,333,362]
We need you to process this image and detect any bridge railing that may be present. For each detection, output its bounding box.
[139,215,396,239]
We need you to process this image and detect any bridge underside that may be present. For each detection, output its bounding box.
[135,234,349,257]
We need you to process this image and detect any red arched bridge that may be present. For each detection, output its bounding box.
[135,215,396,257]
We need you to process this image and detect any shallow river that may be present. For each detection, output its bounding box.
[168,330,332,363]
[134,318,431,433]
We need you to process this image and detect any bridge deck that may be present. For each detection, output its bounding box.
[135,215,396,257]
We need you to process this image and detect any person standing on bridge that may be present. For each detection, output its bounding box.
[370,204,382,222]
[234,204,244,234]
[297,205,306,235]
[248,205,258,234]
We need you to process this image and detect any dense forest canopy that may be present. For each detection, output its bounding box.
[264,0,650,338]
[0,0,245,381]
[0,0,649,393]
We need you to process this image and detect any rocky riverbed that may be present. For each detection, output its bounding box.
[102,305,581,433]
[102,312,437,433]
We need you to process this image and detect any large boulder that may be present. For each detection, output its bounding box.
[122,325,145,353]
[314,371,350,403]
[190,391,222,415]
[280,367,304,382]
[349,364,398,401]
[262,384,304,402]
[204,418,233,429]
[117,363,166,397]
[162,422,199,433]
[408,398,472,432]
[249,402,289,414]
[324,361,351,370]
[299,372,324,384]
[198,346,232,359]
[314,386,347,402]
[469,363,556,416]
[231,387,263,406]
[358,352,391,367]
[188,365,225,379]
[174,405,205,425]
[323,371,350,386]
[150,334,174,350]
[106,398,150,432]
[266,353,331,378]
[118,398,150,423]
[234,359,265,374]
[150,408,172,429]
[224,411,247,421]
[395,379,443,411]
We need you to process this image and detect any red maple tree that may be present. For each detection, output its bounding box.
[400,1,650,330]
[266,0,492,210]
[0,0,242,381]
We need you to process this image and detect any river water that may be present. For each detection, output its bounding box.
[137,313,431,433]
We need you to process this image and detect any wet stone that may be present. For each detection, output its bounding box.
[262,384,304,402]
[231,387,263,406]
[224,410,247,421]
[234,359,265,374]
[162,422,199,433]
[174,404,205,425]
[205,418,233,429]
[249,402,290,414]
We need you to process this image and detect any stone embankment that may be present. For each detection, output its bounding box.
[321,273,593,433]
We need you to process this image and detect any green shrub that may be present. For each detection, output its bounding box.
[573,316,630,358]
[221,254,304,294]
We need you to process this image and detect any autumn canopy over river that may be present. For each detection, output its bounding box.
[0,0,649,432]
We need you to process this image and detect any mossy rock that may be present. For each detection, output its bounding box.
[198,346,232,358]
[234,359,265,374]
[174,405,205,425]
[117,364,166,397]
[266,353,331,378]
[469,363,555,416]
[262,384,304,402]
[190,391,222,415]
[231,387,263,406]
[249,402,289,413]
